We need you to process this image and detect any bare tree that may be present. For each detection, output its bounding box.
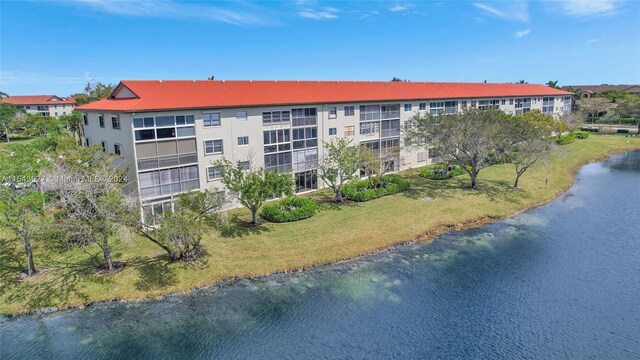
[43,145,127,272]
[359,144,401,189]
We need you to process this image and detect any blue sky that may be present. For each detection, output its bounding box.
[1,0,638,96]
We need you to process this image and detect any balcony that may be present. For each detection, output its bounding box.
[265,164,293,174]
[380,129,400,138]
[137,152,198,171]
[292,116,317,127]
[380,110,400,120]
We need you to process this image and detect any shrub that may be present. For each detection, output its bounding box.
[580,127,600,133]
[261,197,318,222]
[419,164,470,180]
[341,176,409,202]
[555,133,576,145]
[574,132,590,139]
[617,128,630,134]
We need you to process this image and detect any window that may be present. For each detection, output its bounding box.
[404,120,412,129]
[542,97,555,114]
[292,108,317,126]
[430,102,444,115]
[239,161,250,170]
[99,115,105,128]
[293,149,318,172]
[262,110,291,125]
[344,125,355,136]
[478,100,489,109]
[37,105,49,111]
[509,98,514,105]
[264,129,291,152]
[461,101,467,109]
[156,128,176,139]
[419,102,426,111]
[207,166,222,181]
[292,127,317,149]
[360,122,379,135]
[344,106,355,116]
[134,117,155,128]
[444,101,458,114]
[360,105,380,121]
[428,148,438,159]
[404,104,412,112]
[204,139,223,155]
[236,111,247,121]
[83,114,88,125]
[417,152,427,162]
[55,112,58,117]
[295,170,317,193]
[101,141,107,151]
[329,107,337,119]
[138,165,200,200]
[329,128,337,136]
[111,116,120,129]
[490,100,500,108]
[237,136,249,146]
[264,129,293,173]
[563,96,572,113]
[203,113,221,127]
[135,129,155,141]
[114,144,122,156]
[501,99,506,105]
[85,138,90,146]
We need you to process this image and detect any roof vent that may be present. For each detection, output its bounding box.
[192,80,195,83]
[159,80,162,83]
[249,80,253,83]
[222,80,225,83]
[274,80,278,83]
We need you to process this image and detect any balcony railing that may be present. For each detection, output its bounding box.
[292,116,317,127]
[380,129,401,138]
[139,179,200,200]
[137,152,198,171]
[381,110,400,119]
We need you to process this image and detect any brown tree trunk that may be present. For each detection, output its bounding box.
[23,238,37,276]
[336,189,343,203]
[251,208,259,226]
[97,236,114,271]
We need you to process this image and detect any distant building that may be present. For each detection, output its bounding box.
[561,85,640,98]
[77,80,571,223]
[1,95,76,117]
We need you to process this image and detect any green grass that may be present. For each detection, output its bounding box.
[1,135,639,313]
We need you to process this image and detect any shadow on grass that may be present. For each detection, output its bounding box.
[216,214,272,238]
[130,256,178,291]
[0,244,100,310]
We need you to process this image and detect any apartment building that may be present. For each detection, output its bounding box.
[1,95,76,117]
[76,80,572,221]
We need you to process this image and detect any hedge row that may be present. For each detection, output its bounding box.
[261,197,318,223]
[419,164,470,180]
[341,176,409,202]
[555,133,576,145]
[580,127,600,133]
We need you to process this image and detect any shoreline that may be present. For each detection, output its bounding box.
[2,142,640,317]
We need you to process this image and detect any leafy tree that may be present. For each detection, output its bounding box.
[212,158,294,225]
[577,97,612,123]
[519,110,561,135]
[318,138,362,203]
[616,96,640,134]
[564,86,584,101]
[546,80,560,89]
[597,90,634,103]
[405,108,512,189]
[59,112,84,144]
[0,90,8,98]
[0,143,48,277]
[0,102,20,142]
[390,77,409,82]
[128,189,227,261]
[70,82,116,106]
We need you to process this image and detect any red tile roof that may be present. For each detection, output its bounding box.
[1,95,76,105]
[77,80,572,112]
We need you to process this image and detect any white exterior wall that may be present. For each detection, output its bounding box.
[80,94,569,212]
[18,103,75,117]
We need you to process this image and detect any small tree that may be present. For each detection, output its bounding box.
[318,138,362,203]
[0,189,45,277]
[127,189,228,261]
[577,97,612,123]
[546,80,560,89]
[0,102,19,142]
[359,144,400,189]
[213,158,294,225]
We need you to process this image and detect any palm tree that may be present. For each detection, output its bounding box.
[517,80,527,84]
[0,91,8,98]
[565,86,583,102]
[546,80,560,89]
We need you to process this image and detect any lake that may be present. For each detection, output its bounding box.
[1,150,639,359]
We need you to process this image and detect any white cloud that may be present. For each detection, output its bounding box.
[389,4,409,12]
[561,0,619,17]
[515,29,531,38]
[65,0,273,26]
[585,38,603,44]
[473,1,529,22]
[297,7,339,20]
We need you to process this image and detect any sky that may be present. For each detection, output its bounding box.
[1,0,639,96]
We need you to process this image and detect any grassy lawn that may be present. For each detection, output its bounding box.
[1,135,639,313]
